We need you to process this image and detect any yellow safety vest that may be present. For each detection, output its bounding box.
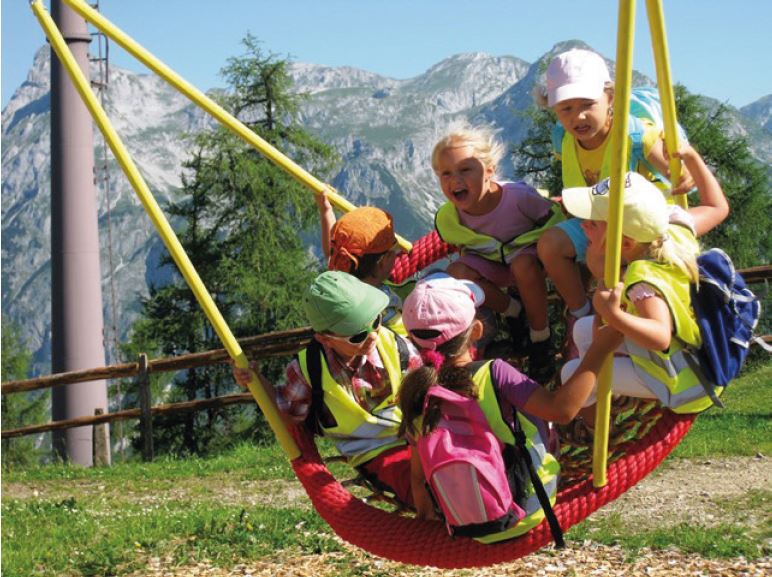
[622,227,723,413]
[472,361,560,543]
[435,202,565,264]
[298,328,406,467]
[559,118,671,195]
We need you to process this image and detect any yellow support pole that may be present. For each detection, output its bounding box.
[31,0,300,460]
[61,0,412,253]
[646,0,687,209]
[592,0,636,488]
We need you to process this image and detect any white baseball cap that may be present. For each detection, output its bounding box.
[546,49,611,107]
[562,172,669,243]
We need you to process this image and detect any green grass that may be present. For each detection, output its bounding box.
[673,362,772,457]
[3,440,293,484]
[2,363,770,576]
[2,497,340,577]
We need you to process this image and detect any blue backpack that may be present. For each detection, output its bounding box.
[687,248,770,407]
[550,86,688,187]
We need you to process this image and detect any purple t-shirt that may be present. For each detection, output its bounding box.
[490,358,548,442]
[458,181,552,242]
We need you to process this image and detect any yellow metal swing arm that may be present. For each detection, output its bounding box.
[593,0,687,487]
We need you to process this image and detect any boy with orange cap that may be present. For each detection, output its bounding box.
[316,192,405,334]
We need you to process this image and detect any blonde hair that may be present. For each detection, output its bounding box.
[645,234,699,284]
[431,123,505,178]
[532,82,615,109]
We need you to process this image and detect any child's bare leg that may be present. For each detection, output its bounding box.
[447,261,509,312]
[537,227,587,311]
[510,253,548,331]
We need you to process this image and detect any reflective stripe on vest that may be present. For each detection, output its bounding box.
[434,200,564,264]
[472,361,560,542]
[622,231,723,413]
[624,338,723,413]
[298,328,405,467]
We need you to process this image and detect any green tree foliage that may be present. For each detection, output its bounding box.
[128,35,338,456]
[1,319,47,467]
[673,86,771,267]
[513,84,771,268]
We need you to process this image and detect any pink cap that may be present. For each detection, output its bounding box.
[402,273,485,350]
[546,49,611,107]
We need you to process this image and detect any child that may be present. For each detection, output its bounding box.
[233,270,422,505]
[316,192,405,334]
[560,171,722,415]
[583,142,730,281]
[432,124,564,382]
[397,275,623,542]
[534,48,695,358]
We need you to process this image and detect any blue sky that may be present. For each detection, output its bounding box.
[2,1,770,109]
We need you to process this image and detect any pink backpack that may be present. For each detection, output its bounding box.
[417,386,525,538]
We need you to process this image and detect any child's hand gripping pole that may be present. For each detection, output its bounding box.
[646,0,687,209]
[592,0,636,489]
[60,0,412,254]
[32,0,300,461]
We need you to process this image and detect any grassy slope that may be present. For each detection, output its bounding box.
[2,364,769,576]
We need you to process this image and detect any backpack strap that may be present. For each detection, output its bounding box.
[627,115,649,173]
[550,123,565,157]
[395,334,410,372]
[490,363,565,548]
[681,349,726,409]
[303,338,325,435]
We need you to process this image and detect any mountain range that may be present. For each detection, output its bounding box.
[2,40,770,372]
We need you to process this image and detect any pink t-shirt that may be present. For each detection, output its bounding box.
[458,181,552,243]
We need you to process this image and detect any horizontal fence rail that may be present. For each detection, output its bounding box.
[2,327,313,395]
[2,264,770,445]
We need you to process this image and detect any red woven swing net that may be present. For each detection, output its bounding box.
[289,230,696,569]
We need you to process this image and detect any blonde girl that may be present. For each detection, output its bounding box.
[561,172,720,415]
[432,124,564,382]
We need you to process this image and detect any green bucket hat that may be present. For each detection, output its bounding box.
[303,271,389,336]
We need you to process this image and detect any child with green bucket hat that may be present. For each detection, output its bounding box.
[234,270,421,505]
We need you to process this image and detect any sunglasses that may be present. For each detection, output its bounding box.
[327,314,382,345]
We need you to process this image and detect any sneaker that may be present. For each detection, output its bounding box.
[528,338,556,384]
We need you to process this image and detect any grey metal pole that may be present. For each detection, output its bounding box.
[50,0,110,466]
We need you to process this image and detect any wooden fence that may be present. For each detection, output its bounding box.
[2,264,770,462]
[1,327,312,461]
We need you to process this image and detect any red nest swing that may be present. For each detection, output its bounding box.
[287,230,697,569]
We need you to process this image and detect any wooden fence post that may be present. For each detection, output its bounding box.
[138,353,154,462]
[92,408,110,466]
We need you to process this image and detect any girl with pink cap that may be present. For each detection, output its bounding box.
[397,274,622,540]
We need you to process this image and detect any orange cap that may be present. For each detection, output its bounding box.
[329,207,396,273]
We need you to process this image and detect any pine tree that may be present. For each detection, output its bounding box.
[128,36,337,456]
[2,320,47,467]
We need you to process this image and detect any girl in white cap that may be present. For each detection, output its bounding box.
[396,274,623,541]
[560,171,722,416]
